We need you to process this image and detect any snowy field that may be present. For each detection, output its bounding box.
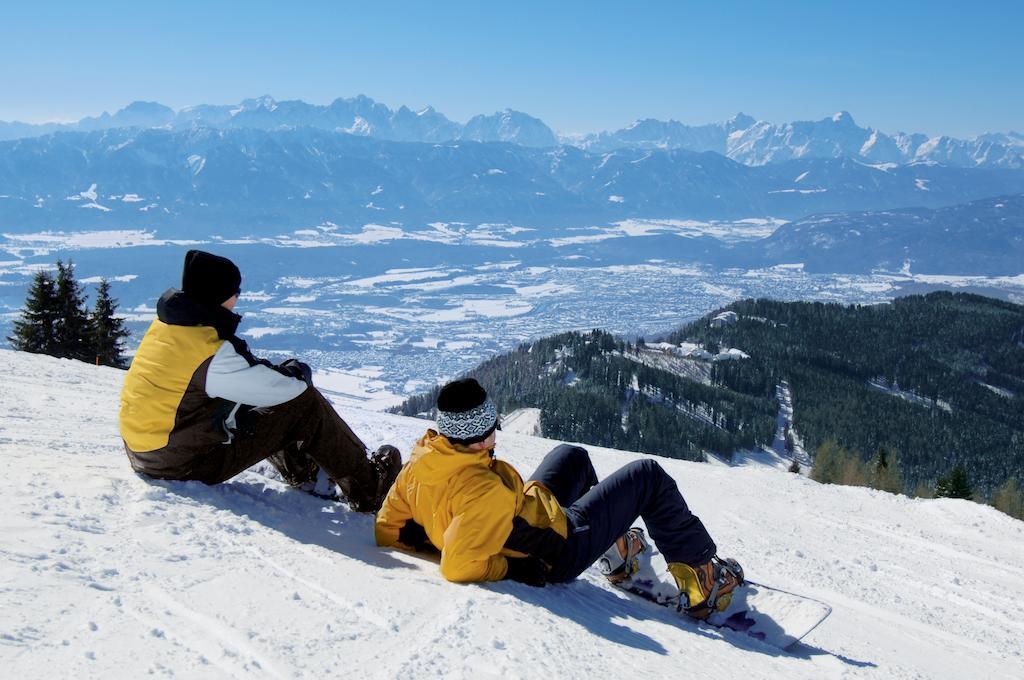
[1,350,1022,679]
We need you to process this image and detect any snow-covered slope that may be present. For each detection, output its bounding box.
[1,349,1022,679]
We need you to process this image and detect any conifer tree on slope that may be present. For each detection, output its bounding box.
[992,477,1024,520]
[53,260,93,362]
[935,464,973,500]
[8,268,60,355]
[90,278,129,368]
[870,446,904,494]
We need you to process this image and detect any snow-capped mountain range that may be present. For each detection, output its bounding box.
[3,126,1024,235]
[578,111,1024,169]
[0,96,558,148]
[1,95,1020,168]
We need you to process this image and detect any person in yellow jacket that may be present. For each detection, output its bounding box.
[119,249,400,511]
[376,378,743,619]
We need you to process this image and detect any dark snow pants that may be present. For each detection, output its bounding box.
[528,444,717,582]
[139,388,381,511]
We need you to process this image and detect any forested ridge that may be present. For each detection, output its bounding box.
[394,329,777,463]
[395,292,1024,500]
[668,292,1024,496]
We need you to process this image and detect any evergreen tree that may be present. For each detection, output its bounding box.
[838,453,870,487]
[8,269,59,354]
[53,260,93,361]
[913,482,935,499]
[935,465,973,500]
[870,446,904,494]
[90,278,130,368]
[991,477,1024,520]
[810,440,843,484]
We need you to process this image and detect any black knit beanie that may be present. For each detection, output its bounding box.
[181,250,242,307]
[436,378,498,445]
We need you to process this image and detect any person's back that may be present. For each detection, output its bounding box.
[121,287,301,474]
[378,426,567,582]
[120,249,400,511]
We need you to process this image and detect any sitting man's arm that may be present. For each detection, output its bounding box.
[205,340,308,407]
[375,471,431,551]
[276,358,313,386]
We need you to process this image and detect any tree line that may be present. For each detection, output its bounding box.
[7,260,130,368]
[666,292,1023,517]
[808,439,1024,521]
[393,328,777,463]
[395,292,1024,522]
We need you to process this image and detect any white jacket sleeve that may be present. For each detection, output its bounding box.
[205,341,308,407]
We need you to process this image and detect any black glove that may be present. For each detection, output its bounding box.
[397,520,436,553]
[278,358,313,386]
[505,556,547,587]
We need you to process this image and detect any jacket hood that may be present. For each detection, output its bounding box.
[157,288,242,340]
[410,430,494,485]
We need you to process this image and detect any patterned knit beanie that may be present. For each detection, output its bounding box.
[436,378,498,446]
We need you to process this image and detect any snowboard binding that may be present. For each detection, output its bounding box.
[669,555,745,619]
[598,527,649,584]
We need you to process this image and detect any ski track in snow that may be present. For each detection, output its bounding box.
[1,350,1022,679]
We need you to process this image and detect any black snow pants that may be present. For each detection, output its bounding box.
[528,444,717,582]
[173,388,381,511]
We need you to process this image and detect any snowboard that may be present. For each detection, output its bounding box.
[611,554,831,650]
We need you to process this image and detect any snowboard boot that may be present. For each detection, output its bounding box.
[335,444,402,512]
[668,556,744,620]
[598,527,649,584]
[367,444,402,511]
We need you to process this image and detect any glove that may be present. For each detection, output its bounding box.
[278,359,313,386]
[397,520,433,552]
[505,556,547,587]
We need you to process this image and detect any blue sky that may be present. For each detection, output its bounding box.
[1,1,1020,137]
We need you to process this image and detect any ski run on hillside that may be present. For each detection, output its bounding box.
[1,350,1022,679]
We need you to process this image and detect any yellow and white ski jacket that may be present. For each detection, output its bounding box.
[119,289,307,478]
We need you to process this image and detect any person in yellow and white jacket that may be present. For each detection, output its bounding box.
[120,249,400,512]
[376,378,744,619]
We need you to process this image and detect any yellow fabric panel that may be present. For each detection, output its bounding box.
[522,480,569,539]
[440,474,516,582]
[375,466,414,548]
[119,320,222,452]
[490,459,567,538]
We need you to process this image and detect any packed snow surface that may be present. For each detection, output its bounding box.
[1,350,1022,679]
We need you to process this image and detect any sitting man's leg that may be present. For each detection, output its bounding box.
[553,458,741,618]
[527,443,599,507]
[193,388,399,511]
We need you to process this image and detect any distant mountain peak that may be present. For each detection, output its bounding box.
[831,110,855,125]
[240,95,278,111]
[460,109,557,146]
[728,112,757,128]
[121,101,173,114]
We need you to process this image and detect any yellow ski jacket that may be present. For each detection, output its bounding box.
[375,430,568,583]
